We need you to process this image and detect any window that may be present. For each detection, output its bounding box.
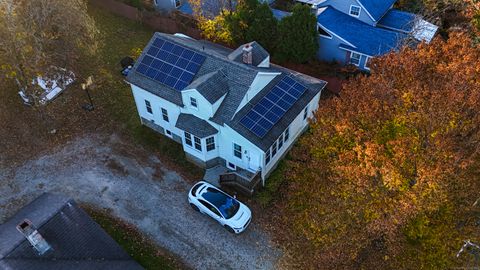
[194,136,202,151]
[233,143,242,159]
[165,130,172,136]
[175,0,181,8]
[278,134,284,149]
[349,5,361,17]
[161,108,169,122]
[272,142,277,157]
[206,136,215,151]
[303,106,309,120]
[318,26,332,38]
[227,162,236,170]
[145,100,152,114]
[190,97,198,108]
[265,149,271,165]
[184,132,192,146]
[365,57,371,70]
[198,200,221,217]
[350,52,361,66]
[284,127,290,142]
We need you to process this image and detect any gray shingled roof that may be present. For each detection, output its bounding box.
[228,41,270,66]
[175,113,218,138]
[127,33,258,121]
[0,193,143,270]
[228,72,326,151]
[127,32,326,151]
[186,70,228,104]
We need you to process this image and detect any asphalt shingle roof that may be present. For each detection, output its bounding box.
[0,193,143,270]
[187,70,228,104]
[128,32,326,151]
[228,41,270,67]
[357,0,397,21]
[175,113,218,138]
[317,6,406,56]
[378,9,417,33]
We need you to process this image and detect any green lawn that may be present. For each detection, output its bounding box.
[86,3,203,179]
[83,206,186,270]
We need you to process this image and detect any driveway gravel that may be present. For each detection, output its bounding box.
[0,133,281,269]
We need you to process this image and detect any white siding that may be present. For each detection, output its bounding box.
[181,89,213,120]
[235,72,279,114]
[131,85,182,137]
[261,91,322,180]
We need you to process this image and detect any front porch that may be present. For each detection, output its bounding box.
[203,165,262,196]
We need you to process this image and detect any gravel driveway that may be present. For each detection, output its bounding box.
[0,134,281,269]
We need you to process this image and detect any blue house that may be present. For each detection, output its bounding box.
[298,0,438,70]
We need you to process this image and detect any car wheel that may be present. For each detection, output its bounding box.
[190,203,200,212]
[224,225,235,234]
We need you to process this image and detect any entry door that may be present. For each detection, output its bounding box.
[248,152,260,171]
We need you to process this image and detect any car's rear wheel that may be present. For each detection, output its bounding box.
[224,225,235,234]
[190,203,200,212]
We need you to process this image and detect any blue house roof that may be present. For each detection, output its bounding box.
[378,9,417,32]
[270,8,290,20]
[317,6,406,56]
[357,0,397,21]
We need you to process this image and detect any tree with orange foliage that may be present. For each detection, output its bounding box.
[277,32,480,269]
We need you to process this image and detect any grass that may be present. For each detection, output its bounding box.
[255,159,288,208]
[83,206,186,270]
[86,3,203,179]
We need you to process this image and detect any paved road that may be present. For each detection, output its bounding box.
[0,134,281,269]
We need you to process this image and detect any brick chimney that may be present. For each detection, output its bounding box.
[242,44,253,65]
[16,219,52,255]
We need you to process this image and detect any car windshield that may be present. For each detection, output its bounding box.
[202,187,240,219]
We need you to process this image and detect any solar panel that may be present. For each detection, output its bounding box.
[137,37,206,91]
[239,76,307,138]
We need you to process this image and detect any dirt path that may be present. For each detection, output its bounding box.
[0,133,281,269]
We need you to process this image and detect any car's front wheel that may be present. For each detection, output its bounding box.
[224,225,235,234]
[190,203,200,212]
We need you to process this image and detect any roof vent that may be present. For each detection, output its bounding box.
[242,44,253,65]
[16,219,52,255]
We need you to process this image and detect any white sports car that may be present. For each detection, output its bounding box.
[188,181,252,234]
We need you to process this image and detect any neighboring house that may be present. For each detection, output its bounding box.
[0,193,143,270]
[294,0,438,70]
[126,33,326,190]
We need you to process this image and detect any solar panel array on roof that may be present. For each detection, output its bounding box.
[240,76,307,137]
[136,37,206,91]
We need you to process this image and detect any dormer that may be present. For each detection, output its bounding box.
[228,42,270,68]
[181,70,228,119]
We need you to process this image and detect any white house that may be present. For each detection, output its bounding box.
[126,33,326,193]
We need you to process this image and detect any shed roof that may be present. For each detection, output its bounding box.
[175,113,218,138]
[378,9,417,33]
[0,193,143,270]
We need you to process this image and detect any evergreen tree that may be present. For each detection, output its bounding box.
[275,4,318,63]
[245,3,278,52]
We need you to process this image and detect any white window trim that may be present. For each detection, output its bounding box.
[227,162,236,170]
[190,97,198,110]
[193,136,202,152]
[206,136,215,152]
[165,129,173,138]
[233,143,242,159]
[317,25,332,39]
[364,56,371,70]
[349,5,361,18]
[350,52,361,66]
[145,100,153,114]
[161,107,169,122]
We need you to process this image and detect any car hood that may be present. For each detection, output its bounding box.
[228,203,251,228]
